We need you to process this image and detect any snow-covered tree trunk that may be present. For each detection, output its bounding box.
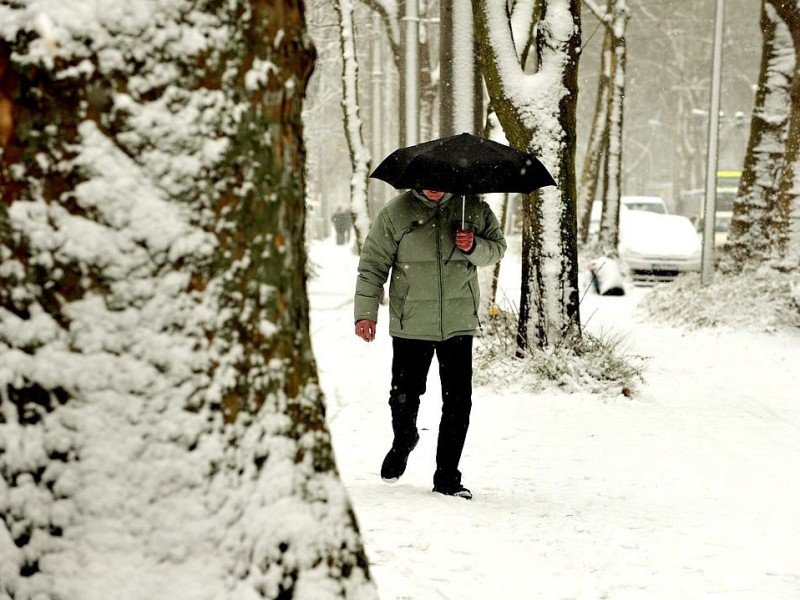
[596,0,629,258]
[335,0,373,250]
[473,0,582,350]
[770,0,800,268]
[0,1,375,597]
[723,0,793,271]
[580,0,628,257]
[577,27,611,244]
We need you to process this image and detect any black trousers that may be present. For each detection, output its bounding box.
[389,335,473,489]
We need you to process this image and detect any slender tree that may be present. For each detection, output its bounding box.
[0,1,375,596]
[335,0,373,248]
[577,25,612,245]
[594,0,629,257]
[362,0,402,66]
[472,0,582,350]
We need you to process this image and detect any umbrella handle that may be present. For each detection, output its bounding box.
[461,196,465,230]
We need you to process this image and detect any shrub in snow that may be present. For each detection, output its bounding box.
[640,268,800,332]
[474,306,646,397]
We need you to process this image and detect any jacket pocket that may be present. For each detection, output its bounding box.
[467,280,481,327]
[391,277,410,330]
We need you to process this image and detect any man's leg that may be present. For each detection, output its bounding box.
[432,335,473,492]
[381,337,434,482]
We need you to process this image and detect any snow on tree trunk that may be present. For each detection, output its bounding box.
[473,0,582,350]
[335,0,373,250]
[0,1,376,598]
[723,0,793,271]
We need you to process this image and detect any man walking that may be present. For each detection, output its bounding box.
[331,205,352,245]
[354,188,506,499]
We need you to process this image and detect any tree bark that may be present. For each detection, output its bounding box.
[0,1,375,596]
[722,0,792,270]
[769,0,800,267]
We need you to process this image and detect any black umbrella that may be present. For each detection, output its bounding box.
[369,132,556,196]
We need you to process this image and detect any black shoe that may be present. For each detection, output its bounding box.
[381,433,420,483]
[432,484,473,500]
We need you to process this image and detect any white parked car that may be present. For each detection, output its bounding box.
[588,195,668,240]
[621,195,669,214]
[618,210,701,284]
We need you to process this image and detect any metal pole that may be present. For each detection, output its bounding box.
[701,0,725,285]
[402,0,419,146]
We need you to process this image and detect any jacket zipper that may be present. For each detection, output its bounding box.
[399,288,408,330]
[435,206,445,340]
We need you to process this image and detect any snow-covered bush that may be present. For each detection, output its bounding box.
[474,307,646,397]
[640,268,800,332]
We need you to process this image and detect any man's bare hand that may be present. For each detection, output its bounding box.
[355,319,376,342]
[455,229,474,252]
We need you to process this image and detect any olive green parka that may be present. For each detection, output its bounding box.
[354,190,507,341]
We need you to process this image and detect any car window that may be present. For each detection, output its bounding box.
[625,203,666,214]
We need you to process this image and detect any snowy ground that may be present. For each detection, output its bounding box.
[308,236,800,600]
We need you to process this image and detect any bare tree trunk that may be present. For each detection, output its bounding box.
[577,27,612,245]
[335,0,373,249]
[596,0,629,258]
[723,0,793,271]
[769,0,800,268]
[0,1,375,596]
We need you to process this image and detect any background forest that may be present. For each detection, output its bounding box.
[303,0,761,235]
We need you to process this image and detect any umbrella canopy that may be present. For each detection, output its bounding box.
[370,132,556,195]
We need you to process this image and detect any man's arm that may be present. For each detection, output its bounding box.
[354,212,396,329]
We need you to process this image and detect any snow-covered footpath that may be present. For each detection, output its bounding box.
[308,237,800,600]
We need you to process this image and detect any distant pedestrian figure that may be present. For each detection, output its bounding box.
[332,205,352,245]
